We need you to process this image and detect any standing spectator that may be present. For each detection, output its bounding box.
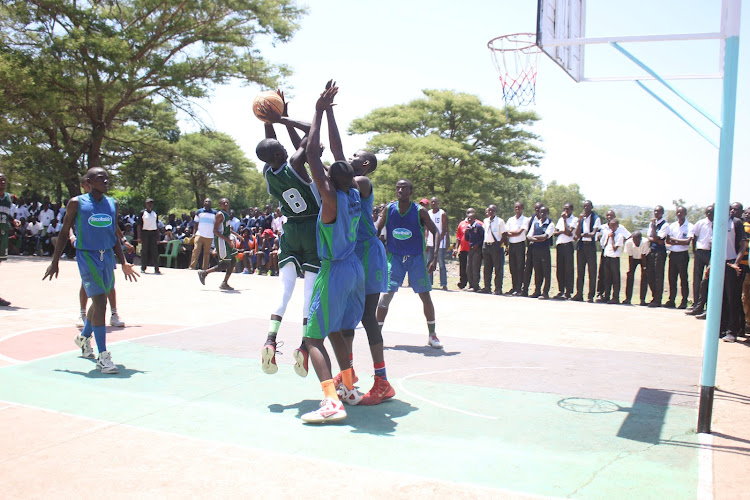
[25,215,43,255]
[553,202,578,300]
[229,210,241,233]
[137,198,161,274]
[722,203,748,342]
[687,205,713,315]
[453,208,474,290]
[271,207,286,235]
[664,206,692,309]
[425,197,449,291]
[522,202,542,296]
[741,208,750,331]
[0,172,15,306]
[480,204,506,295]
[623,231,650,305]
[573,200,601,302]
[506,201,528,295]
[598,218,625,304]
[37,200,55,234]
[464,209,484,293]
[596,210,630,299]
[528,205,554,299]
[646,205,669,307]
[190,198,216,270]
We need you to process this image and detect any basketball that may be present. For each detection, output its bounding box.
[252,91,285,123]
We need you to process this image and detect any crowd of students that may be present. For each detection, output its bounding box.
[449,200,750,342]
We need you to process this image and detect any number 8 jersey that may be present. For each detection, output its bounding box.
[264,162,321,219]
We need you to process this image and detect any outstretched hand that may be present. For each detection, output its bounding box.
[122,263,140,282]
[276,89,288,117]
[257,103,283,124]
[42,261,59,281]
[316,82,338,111]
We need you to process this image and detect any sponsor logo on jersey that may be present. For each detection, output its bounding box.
[392,228,412,240]
[88,214,113,228]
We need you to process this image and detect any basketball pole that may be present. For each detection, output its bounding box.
[697,0,741,435]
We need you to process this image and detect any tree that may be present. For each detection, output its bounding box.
[0,0,305,195]
[176,131,254,208]
[527,180,586,222]
[349,90,544,221]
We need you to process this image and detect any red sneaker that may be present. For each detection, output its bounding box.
[359,376,396,406]
[292,346,309,378]
[261,340,280,374]
[332,368,358,387]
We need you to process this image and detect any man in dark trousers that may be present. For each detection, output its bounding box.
[505,201,528,295]
[528,206,554,299]
[521,202,542,296]
[572,200,601,303]
[647,205,669,307]
[137,198,161,274]
[453,209,473,290]
[464,209,484,293]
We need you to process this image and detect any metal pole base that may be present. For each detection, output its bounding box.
[697,385,715,434]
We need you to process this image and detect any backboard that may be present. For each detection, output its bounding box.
[536,0,586,82]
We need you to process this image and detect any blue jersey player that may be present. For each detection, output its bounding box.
[44,167,139,373]
[300,83,365,423]
[375,179,443,349]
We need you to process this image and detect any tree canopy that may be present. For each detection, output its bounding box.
[349,90,544,221]
[0,0,305,197]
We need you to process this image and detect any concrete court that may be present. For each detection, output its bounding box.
[1,256,749,499]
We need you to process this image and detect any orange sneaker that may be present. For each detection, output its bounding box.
[359,376,395,406]
[332,368,358,387]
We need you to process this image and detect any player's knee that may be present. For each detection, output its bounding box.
[378,292,394,309]
[342,328,355,339]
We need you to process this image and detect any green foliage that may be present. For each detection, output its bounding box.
[526,181,586,222]
[0,0,305,195]
[349,90,544,222]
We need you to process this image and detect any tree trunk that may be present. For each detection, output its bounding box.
[88,123,106,169]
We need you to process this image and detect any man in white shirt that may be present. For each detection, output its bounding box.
[506,201,528,295]
[553,202,578,299]
[190,198,216,270]
[664,206,693,309]
[596,210,631,299]
[573,200,601,302]
[425,197,449,290]
[137,198,161,274]
[25,215,43,255]
[598,219,625,304]
[528,206,554,299]
[37,201,55,233]
[623,231,650,305]
[480,204,506,295]
[15,200,30,222]
[686,205,713,315]
[647,205,670,307]
[522,202,542,296]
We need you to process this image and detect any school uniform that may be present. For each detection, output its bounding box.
[666,220,693,307]
[554,214,578,298]
[688,217,712,311]
[600,229,625,303]
[528,217,554,297]
[720,217,747,337]
[464,220,484,292]
[574,212,601,301]
[522,215,537,295]
[624,239,650,304]
[646,218,669,306]
[482,215,507,294]
[506,214,528,294]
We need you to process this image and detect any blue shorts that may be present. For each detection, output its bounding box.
[387,253,431,294]
[306,254,365,340]
[355,236,388,295]
[77,248,115,298]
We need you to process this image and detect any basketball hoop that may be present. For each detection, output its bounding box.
[487,33,541,108]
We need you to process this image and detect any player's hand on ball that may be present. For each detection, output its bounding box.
[258,104,282,123]
[275,90,288,116]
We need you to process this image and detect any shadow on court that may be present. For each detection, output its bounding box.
[269,398,419,436]
[385,344,461,357]
[54,367,149,379]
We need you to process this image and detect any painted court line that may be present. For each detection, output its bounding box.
[698,432,714,500]
[398,366,546,420]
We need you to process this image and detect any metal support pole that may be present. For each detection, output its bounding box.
[697,0,741,434]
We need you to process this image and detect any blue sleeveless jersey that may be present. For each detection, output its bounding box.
[317,188,361,262]
[385,201,424,256]
[356,191,377,243]
[75,193,117,251]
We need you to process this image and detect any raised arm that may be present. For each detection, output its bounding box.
[306,85,339,223]
[325,82,346,162]
[289,136,312,183]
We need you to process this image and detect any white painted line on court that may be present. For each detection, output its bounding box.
[397,366,545,420]
[697,432,713,500]
[0,352,22,364]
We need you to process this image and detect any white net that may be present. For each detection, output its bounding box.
[488,33,541,107]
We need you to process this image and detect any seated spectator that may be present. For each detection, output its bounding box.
[257,228,278,276]
[24,215,43,255]
[163,225,177,242]
[271,207,286,235]
[44,218,63,256]
[238,227,256,274]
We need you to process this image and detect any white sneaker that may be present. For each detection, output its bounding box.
[109,313,125,327]
[96,351,119,374]
[74,334,95,359]
[337,384,364,406]
[428,335,443,349]
[75,313,86,328]
[301,397,347,423]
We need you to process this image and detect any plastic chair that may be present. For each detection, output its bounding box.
[159,239,181,268]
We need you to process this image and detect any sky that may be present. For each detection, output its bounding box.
[188,0,749,210]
